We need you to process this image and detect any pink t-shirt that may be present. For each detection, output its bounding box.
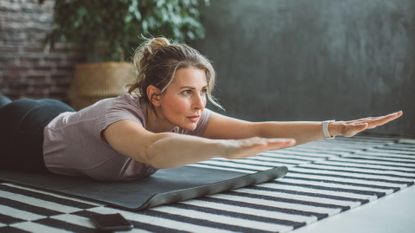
[42,94,211,181]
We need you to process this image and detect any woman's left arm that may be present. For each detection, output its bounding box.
[202,110,403,145]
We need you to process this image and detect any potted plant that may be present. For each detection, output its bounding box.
[43,0,209,109]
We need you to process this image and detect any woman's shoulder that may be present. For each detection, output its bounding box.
[101,93,146,125]
[79,93,141,112]
[115,93,141,106]
[107,93,143,113]
[64,93,144,126]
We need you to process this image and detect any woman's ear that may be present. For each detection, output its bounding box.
[146,85,162,107]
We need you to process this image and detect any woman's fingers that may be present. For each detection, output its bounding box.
[353,111,403,129]
[367,111,403,128]
[241,138,295,151]
[265,138,296,147]
[340,111,403,137]
[225,137,296,159]
[344,111,401,125]
[239,137,294,146]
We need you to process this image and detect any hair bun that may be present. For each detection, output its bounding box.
[146,37,170,55]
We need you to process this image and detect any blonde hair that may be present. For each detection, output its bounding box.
[128,37,223,111]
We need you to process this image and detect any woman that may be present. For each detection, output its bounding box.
[0,37,403,181]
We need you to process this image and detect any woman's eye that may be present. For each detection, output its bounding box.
[181,90,192,96]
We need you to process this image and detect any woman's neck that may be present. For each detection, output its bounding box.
[142,101,176,133]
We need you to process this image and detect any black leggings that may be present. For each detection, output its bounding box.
[0,99,74,172]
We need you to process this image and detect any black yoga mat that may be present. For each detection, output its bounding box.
[0,166,288,210]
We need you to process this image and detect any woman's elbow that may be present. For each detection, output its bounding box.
[138,153,172,169]
[135,139,170,169]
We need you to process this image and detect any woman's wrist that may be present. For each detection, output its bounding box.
[328,121,343,137]
[217,139,237,159]
[322,120,336,139]
[217,139,226,157]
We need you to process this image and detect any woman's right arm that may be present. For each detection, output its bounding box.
[102,120,295,169]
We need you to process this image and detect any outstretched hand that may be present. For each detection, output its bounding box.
[330,111,403,137]
[223,137,296,159]
[220,111,402,160]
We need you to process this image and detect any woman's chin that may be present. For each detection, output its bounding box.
[180,122,198,131]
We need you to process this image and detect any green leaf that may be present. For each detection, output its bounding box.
[46,0,210,62]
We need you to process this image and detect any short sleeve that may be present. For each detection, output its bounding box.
[98,97,146,139]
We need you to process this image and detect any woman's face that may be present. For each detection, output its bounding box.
[159,66,208,131]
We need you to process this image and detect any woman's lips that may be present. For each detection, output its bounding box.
[187,116,200,122]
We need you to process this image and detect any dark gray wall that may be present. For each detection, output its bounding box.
[192,0,415,138]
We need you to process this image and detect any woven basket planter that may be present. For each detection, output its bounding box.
[69,62,136,110]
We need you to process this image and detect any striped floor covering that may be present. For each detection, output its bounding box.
[1,136,414,232]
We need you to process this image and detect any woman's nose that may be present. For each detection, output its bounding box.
[193,94,205,109]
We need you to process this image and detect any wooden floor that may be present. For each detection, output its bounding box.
[0,136,414,232]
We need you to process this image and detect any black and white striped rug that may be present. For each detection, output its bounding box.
[1,136,414,232]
